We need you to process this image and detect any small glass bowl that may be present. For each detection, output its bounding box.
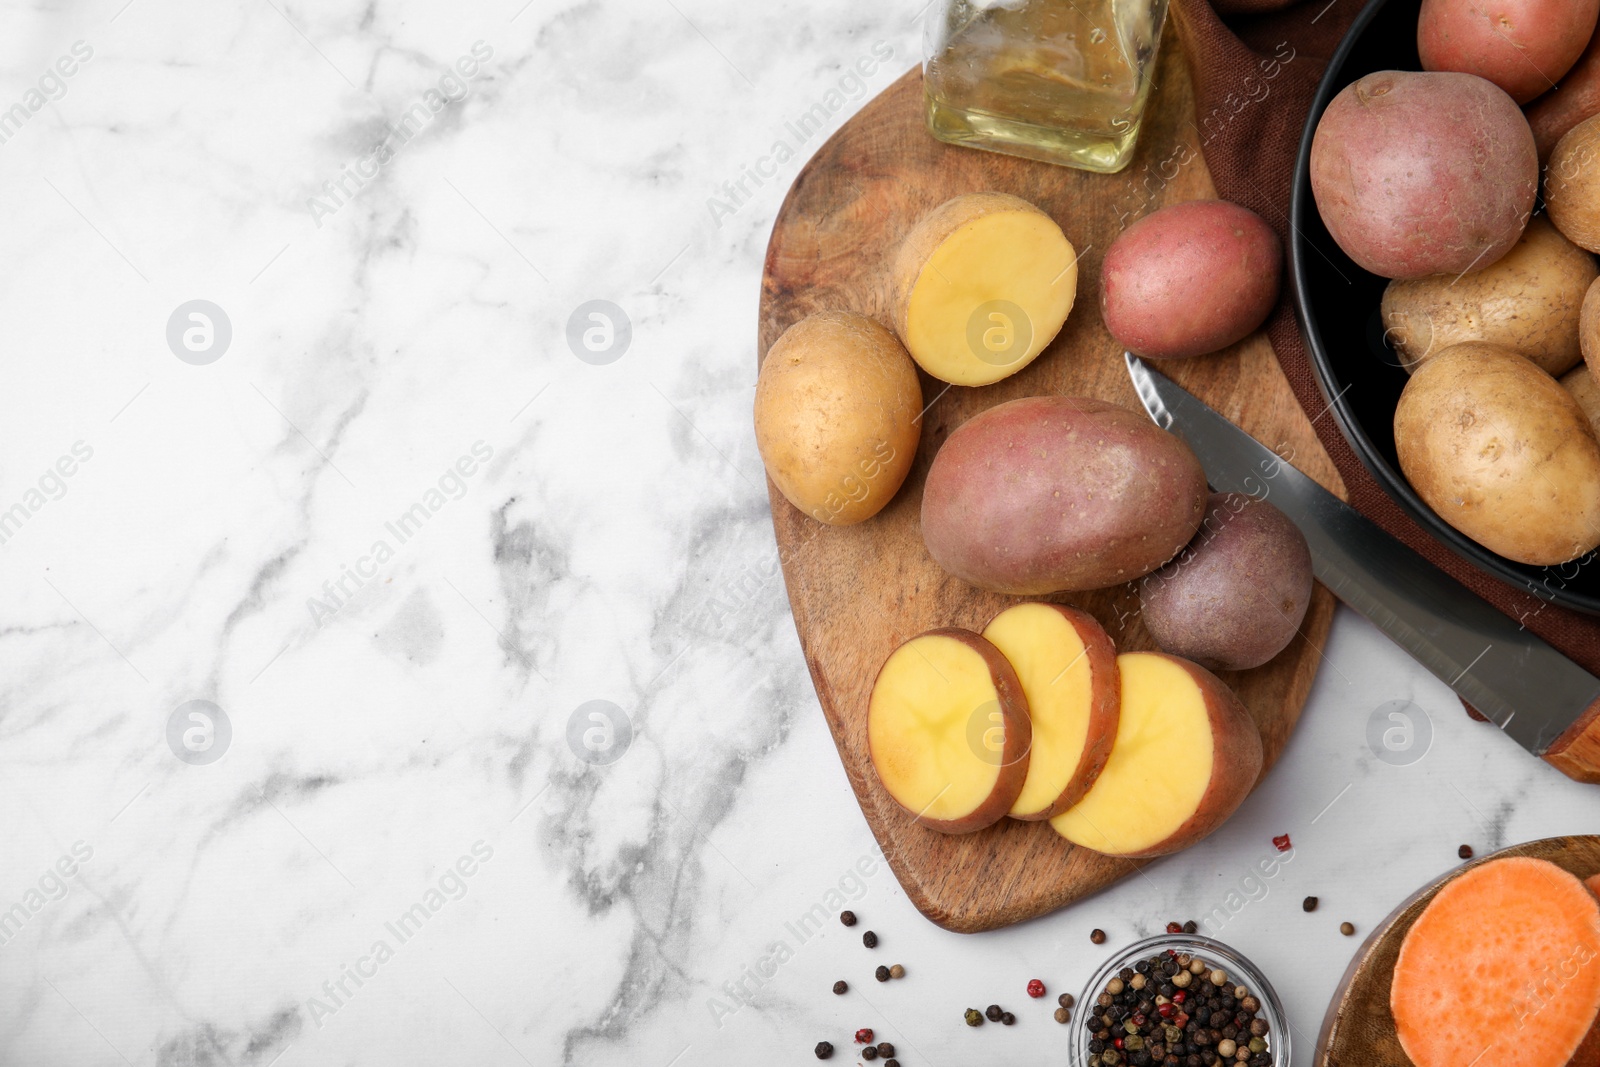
[1069,933,1292,1067]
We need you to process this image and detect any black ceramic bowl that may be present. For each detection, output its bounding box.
[1289,0,1600,615]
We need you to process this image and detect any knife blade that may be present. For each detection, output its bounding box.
[1125,352,1600,783]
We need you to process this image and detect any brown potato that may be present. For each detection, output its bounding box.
[1310,70,1537,278]
[1419,0,1600,104]
[754,311,921,525]
[1547,114,1600,253]
[1380,216,1598,375]
[1395,341,1600,565]
[1583,275,1600,378]
[1559,364,1600,437]
[1100,199,1281,361]
[920,396,1207,594]
[1140,493,1314,672]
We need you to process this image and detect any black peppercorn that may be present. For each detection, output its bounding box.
[885,1061,900,1067]
[1001,1011,1016,1025]
[986,1004,1004,1021]
[1303,896,1318,912]
[1459,844,1474,860]
[815,1041,834,1060]
[1091,928,1107,944]
[877,1043,894,1057]
[863,930,878,948]
[840,911,856,927]
[833,979,847,995]
[1183,920,1197,934]
[863,1048,878,1062]
[875,965,890,982]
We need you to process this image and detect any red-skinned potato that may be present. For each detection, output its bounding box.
[920,396,1208,594]
[1100,200,1282,360]
[1528,28,1600,159]
[1420,0,1599,105]
[868,629,1031,834]
[982,604,1119,821]
[1310,70,1537,279]
[1050,652,1263,859]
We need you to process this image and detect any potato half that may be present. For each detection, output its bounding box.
[754,311,921,526]
[890,193,1077,387]
[1050,652,1263,858]
[868,629,1032,834]
[1395,341,1600,566]
[982,603,1119,821]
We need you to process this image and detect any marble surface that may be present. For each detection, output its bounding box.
[2,1,1598,1065]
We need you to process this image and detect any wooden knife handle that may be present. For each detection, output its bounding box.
[1544,695,1600,784]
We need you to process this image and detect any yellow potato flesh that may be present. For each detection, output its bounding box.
[983,604,1093,818]
[1051,653,1213,855]
[868,634,1005,823]
[903,211,1077,387]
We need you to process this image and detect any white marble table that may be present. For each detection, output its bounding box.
[2,1,1597,1064]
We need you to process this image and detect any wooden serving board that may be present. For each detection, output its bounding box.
[757,37,1346,933]
[1316,836,1600,1064]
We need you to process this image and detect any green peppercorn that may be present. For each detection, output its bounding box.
[1249,1037,1266,1053]
[965,1008,983,1027]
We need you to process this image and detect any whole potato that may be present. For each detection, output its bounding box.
[1395,341,1600,565]
[1380,215,1598,375]
[754,311,921,525]
[1139,494,1314,672]
[1560,363,1600,437]
[1310,71,1537,279]
[1546,114,1600,253]
[1583,276,1600,375]
[1528,29,1600,159]
[1100,200,1281,361]
[1420,0,1599,104]
[921,396,1207,594]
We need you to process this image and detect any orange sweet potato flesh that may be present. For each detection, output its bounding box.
[1393,857,1600,1067]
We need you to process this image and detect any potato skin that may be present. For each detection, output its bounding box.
[1310,71,1537,279]
[1100,200,1282,360]
[1380,215,1598,375]
[1528,29,1600,159]
[1395,341,1600,565]
[1140,494,1314,672]
[1560,363,1600,438]
[1419,0,1600,104]
[754,311,921,526]
[1547,115,1600,253]
[920,396,1208,594]
[1583,276,1600,378]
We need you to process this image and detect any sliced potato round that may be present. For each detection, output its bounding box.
[890,193,1077,387]
[868,629,1031,834]
[1051,652,1262,859]
[982,603,1119,821]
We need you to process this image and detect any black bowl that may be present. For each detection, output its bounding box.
[1289,0,1600,615]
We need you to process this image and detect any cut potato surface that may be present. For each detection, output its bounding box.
[1393,857,1600,1067]
[1051,652,1262,858]
[891,193,1077,387]
[982,603,1118,821]
[868,629,1031,834]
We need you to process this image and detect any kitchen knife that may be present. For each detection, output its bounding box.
[1125,352,1600,785]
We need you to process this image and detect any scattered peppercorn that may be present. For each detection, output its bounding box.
[1303,896,1318,912]
[1001,1011,1016,1025]
[1166,920,1182,934]
[862,1048,878,1062]
[1027,978,1046,998]
[1340,921,1356,936]
[964,1008,983,1027]
[833,980,848,995]
[1091,928,1107,944]
[1273,833,1292,852]
[1459,844,1474,860]
[855,1028,873,1044]
[1059,992,1076,1009]
[862,931,878,948]
[985,1004,1004,1022]
[1183,919,1197,934]
[876,1043,895,1057]
[875,965,891,983]
[840,911,857,927]
[884,1061,900,1067]
[1055,1006,1071,1024]
[889,964,905,979]
[814,1041,833,1060]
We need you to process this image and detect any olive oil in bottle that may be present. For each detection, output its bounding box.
[925,0,1170,173]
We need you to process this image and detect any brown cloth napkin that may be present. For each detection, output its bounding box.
[1169,0,1600,701]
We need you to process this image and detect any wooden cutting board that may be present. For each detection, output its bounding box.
[1316,836,1600,1064]
[757,35,1346,933]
